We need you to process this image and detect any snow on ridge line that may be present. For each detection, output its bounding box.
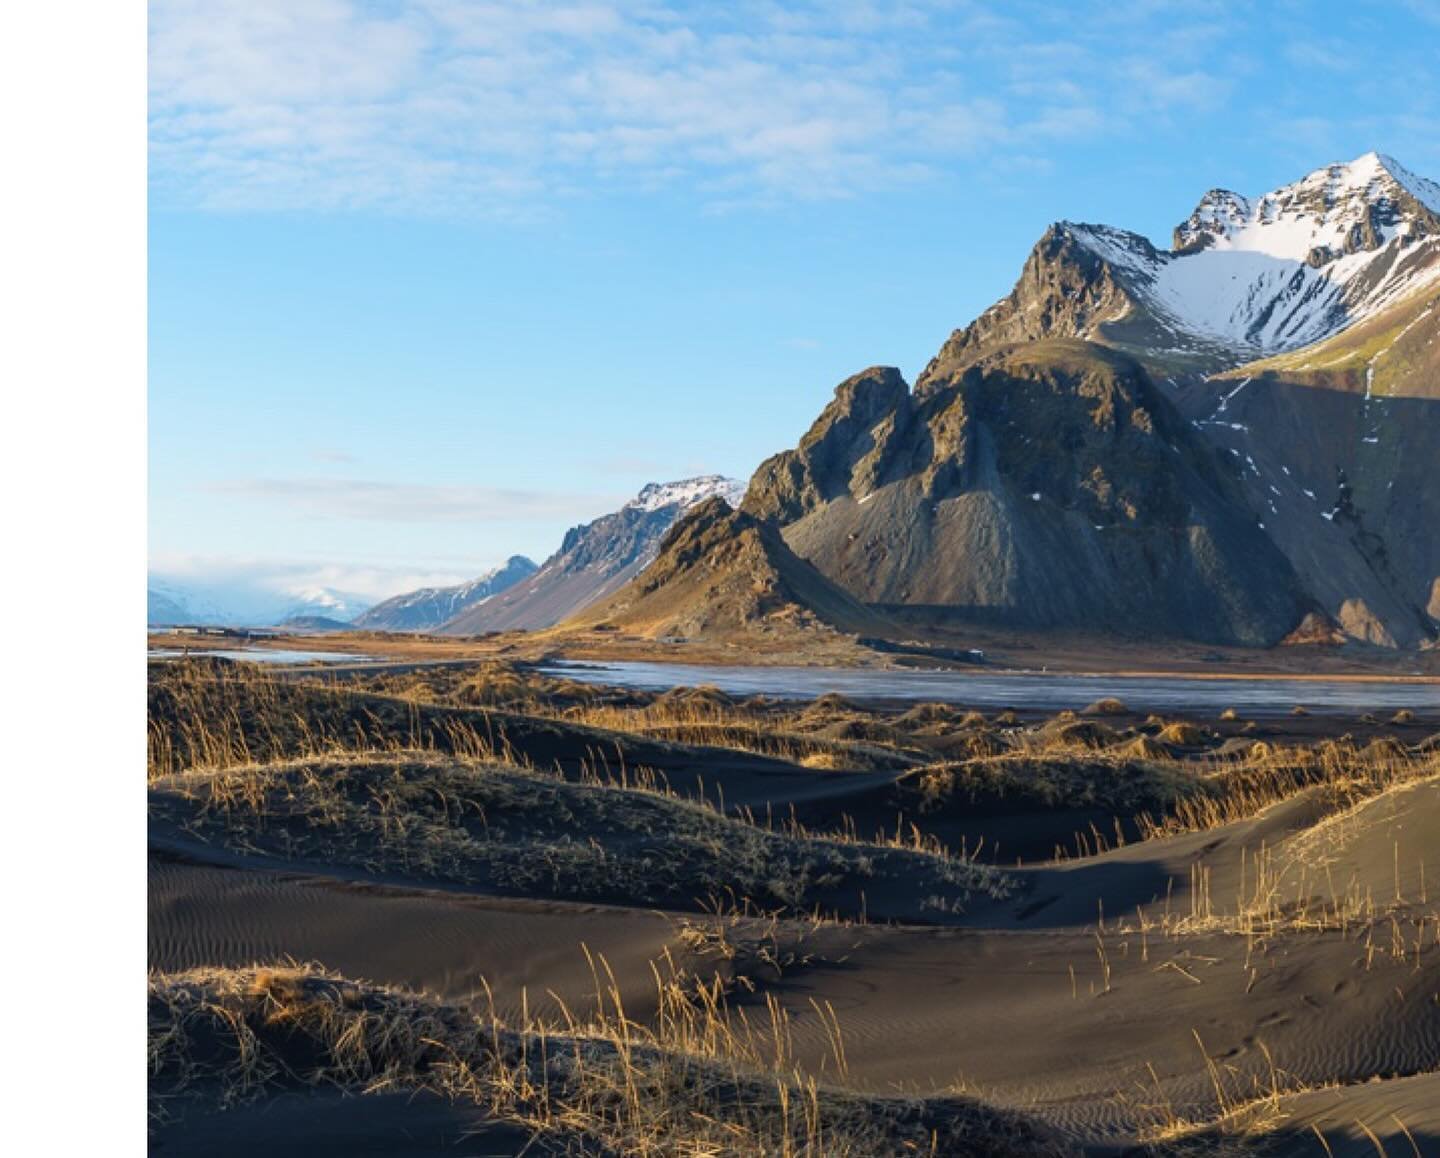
[1366,153,1440,215]
[1176,152,1440,262]
[1054,154,1440,357]
[625,474,747,513]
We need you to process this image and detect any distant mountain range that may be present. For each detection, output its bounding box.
[583,153,1439,650]
[352,556,538,632]
[153,476,747,635]
[146,581,371,628]
[323,477,745,637]
[437,476,746,634]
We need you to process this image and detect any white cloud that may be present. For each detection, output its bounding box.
[148,551,493,617]
[149,2,1438,217]
[148,0,1242,214]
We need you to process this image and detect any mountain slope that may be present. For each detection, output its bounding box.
[1188,289,1440,646]
[353,556,537,632]
[886,151,1439,649]
[744,346,1307,646]
[440,476,745,635]
[572,498,898,641]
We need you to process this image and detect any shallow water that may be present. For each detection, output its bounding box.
[148,648,380,665]
[539,659,1439,716]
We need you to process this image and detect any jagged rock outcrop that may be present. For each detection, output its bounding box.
[921,226,1152,378]
[575,498,897,640]
[474,154,1440,651]
[896,152,1440,648]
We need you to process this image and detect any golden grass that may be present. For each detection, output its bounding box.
[1136,740,1438,840]
[914,751,1201,816]
[147,659,531,780]
[149,962,1072,1157]
[149,658,1436,882]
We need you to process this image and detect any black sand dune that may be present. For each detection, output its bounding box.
[149,855,687,1023]
[151,1090,527,1158]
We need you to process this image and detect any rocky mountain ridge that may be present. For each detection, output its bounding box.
[352,556,538,632]
[575,497,898,641]
[743,343,1307,645]
[438,475,746,635]
[922,153,1440,381]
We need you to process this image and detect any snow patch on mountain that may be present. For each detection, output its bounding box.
[277,587,370,623]
[624,475,747,513]
[1176,153,1440,258]
[1062,152,1440,358]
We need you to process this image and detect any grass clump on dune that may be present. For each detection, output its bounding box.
[150,964,1073,1157]
[1139,739,1439,838]
[913,752,1202,816]
[150,753,1011,917]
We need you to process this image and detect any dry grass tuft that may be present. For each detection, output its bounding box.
[1157,722,1207,747]
[914,752,1199,818]
[1137,739,1439,843]
[1124,736,1170,761]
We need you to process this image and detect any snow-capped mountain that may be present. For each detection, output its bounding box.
[352,556,538,632]
[439,475,747,634]
[148,581,229,626]
[1174,153,1440,259]
[148,587,197,626]
[147,578,369,627]
[932,153,1440,375]
[723,152,1440,650]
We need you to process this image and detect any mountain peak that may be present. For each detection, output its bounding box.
[1173,151,1440,262]
[572,496,896,641]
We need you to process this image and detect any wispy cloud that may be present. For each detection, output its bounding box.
[208,476,620,522]
[149,0,1275,215]
[150,552,482,608]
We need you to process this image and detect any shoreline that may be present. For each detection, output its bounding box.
[541,657,1440,685]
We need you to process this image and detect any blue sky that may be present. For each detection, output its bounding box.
[149,0,1440,607]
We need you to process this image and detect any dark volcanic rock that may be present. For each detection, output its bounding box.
[745,340,1308,646]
